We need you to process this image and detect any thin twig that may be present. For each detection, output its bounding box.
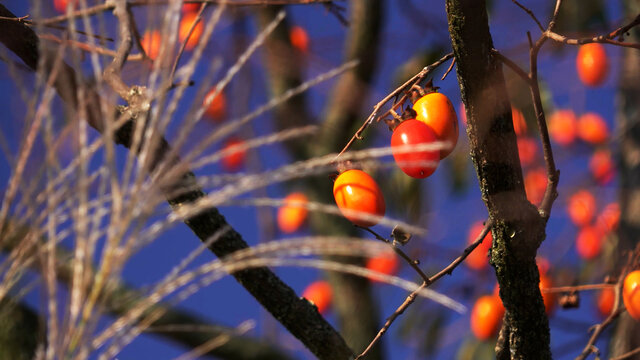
[541,283,614,294]
[37,0,336,25]
[39,34,143,60]
[575,260,632,360]
[528,32,559,219]
[510,0,544,32]
[169,4,208,86]
[427,219,493,283]
[440,57,455,81]
[358,226,430,284]
[355,219,493,359]
[543,13,640,49]
[492,49,531,84]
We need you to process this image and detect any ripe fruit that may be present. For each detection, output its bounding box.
[289,26,309,53]
[578,112,609,145]
[597,287,615,317]
[589,148,615,185]
[524,168,547,205]
[390,119,440,178]
[221,138,246,172]
[54,0,76,13]
[470,295,505,340]
[459,102,467,126]
[512,106,527,136]
[517,136,538,168]
[548,109,578,146]
[466,221,493,271]
[302,280,332,314]
[576,43,609,87]
[277,192,308,234]
[567,190,597,226]
[597,202,620,233]
[540,274,556,315]
[623,270,640,320]
[576,225,603,260]
[333,170,385,227]
[412,92,459,159]
[179,12,204,51]
[142,30,162,61]
[182,3,200,12]
[203,89,227,121]
[537,256,551,275]
[366,251,399,281]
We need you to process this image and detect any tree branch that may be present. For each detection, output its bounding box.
[0,4,353,359]
[445,0,551,358]
[0,222,294,360]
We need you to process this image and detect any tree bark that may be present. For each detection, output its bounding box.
[445,1,551,358]
[610,0,640,356]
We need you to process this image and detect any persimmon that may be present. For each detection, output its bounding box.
[470,295,505,340]
[517,136,538,168]
[390,119,440,178]
[54,0,76,13]
[302,280,332,314]
[179,12,204,51]
[589,148,615,185]
[459,102,467,126]
[366,251,399,281]
[333,169,385,227]
[141,30,162,61]
[537,256,551,275]
[277,192,309,234]
[575,226,603,260]
[289,26,309,53]
[512,106,527,136]
[221,138,246,172]
[597,287,615,317]
[576,43,609,87]
[182,3,200,12]
[578,112,609,145]
[540,274,556,315]
[567,190,597,227]
[412,92,459,159]
[597,202,620,233]
[623,270,640,320]
[466,221,493,271]
[548,109,578,146]
[203,89,227,121]
[524,168,548,205]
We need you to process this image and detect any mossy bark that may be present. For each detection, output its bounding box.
[445,1,551,358]
[0,299,42,360]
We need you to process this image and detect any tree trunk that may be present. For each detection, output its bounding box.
[610,0,640,356]
[445,1,551,358]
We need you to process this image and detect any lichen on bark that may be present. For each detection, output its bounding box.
[445,0,551,358]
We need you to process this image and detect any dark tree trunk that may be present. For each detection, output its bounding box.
[610,0,640,356]
[445,1,552,358]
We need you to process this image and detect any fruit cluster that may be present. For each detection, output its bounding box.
[566,190,619,261]
[332,85,459,230]
[140,4,205,61]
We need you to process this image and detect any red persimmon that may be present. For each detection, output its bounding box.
[391,119,440,178]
